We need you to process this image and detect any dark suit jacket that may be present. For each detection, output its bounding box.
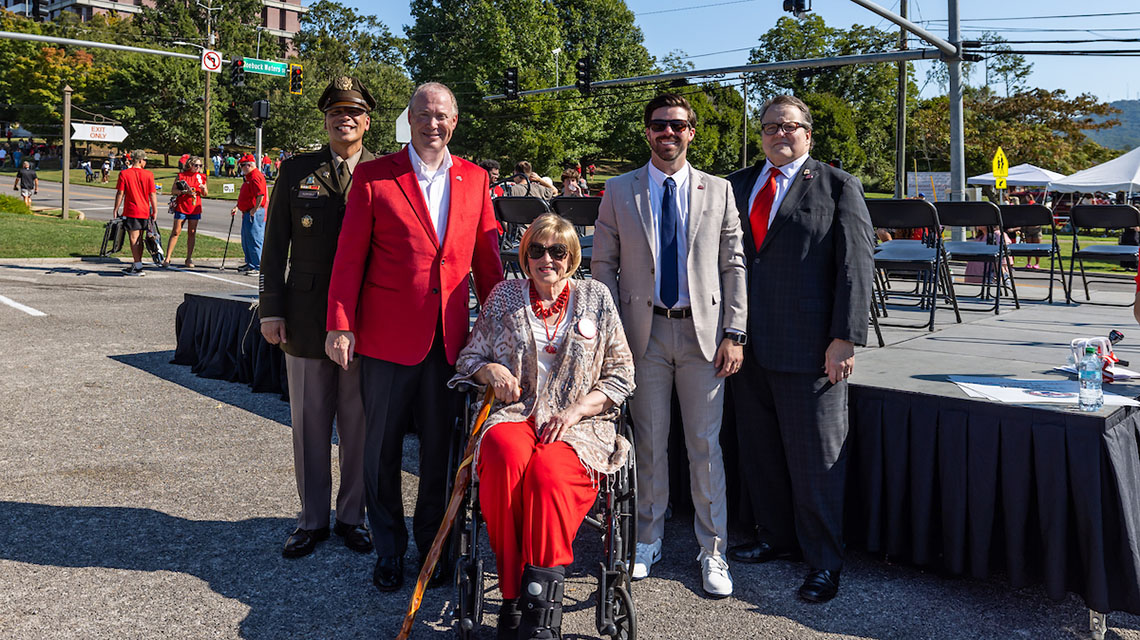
[259,145,375,359]
[727,157,874,374]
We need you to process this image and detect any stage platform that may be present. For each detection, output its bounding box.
[171,284,1140,617]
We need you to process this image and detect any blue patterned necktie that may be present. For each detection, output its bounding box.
[660,176,679,308]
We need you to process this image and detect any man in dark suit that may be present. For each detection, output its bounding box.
[259,77,376,559]
[325,82,503,593]
[725,94,874,603]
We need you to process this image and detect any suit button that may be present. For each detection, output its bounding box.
[440,258,446,265]
[650,268,655,274]
[432,288,440,294]
[753,258,760,265]
[646,301,651,307]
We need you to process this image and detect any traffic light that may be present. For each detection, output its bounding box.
[575,57,592,96]
[230,58,245,87]
[252,99,270,122]
[503,67,519,99]
[782,0,810,16]
[288,63,303,95]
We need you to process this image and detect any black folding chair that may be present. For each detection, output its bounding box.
[936,201,1019,314]
[1000,203,1068,303]
[866,199,961,332]
[1066,204,1140,306]
[493,197,550,278]
[550,196,602,275]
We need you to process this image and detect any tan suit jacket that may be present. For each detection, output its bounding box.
[592,164,747,361]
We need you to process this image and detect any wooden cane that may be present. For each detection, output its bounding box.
[396,387,496,640]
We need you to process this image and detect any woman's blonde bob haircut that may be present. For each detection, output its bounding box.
[518,213,582,278]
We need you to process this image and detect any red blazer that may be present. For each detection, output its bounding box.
[326,147,504,365]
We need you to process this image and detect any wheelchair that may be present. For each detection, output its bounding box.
[448,384,638,640]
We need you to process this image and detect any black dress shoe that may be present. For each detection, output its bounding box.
[282,526,330,559]
[333,519,373,554]
[373,556,404,592]
[727,540,802,564]
[496,598,521,640]
[798,568,840,603]
[422,557,453,589]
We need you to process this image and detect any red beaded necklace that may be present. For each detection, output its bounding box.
[530,281,571,354]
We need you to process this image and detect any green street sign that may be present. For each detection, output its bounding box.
[242,57,288,77]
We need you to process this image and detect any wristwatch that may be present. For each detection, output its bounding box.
[724,331,748,346]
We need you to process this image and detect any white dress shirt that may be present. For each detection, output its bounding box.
[747,153,810,227]
[646,161,691,309]
[407,143,453,245]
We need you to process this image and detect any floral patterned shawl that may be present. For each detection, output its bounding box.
[450,278,635,475]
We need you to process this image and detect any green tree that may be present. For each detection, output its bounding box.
[800,92,864,173]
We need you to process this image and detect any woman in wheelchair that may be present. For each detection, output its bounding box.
[451,213,635,639]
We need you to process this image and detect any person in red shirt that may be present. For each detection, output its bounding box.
[165,155,209,268]
[229,154,268,274]
[112,149,158,276]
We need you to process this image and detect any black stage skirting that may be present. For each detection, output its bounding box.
[173,289,1140,615]
[173,291,288,399]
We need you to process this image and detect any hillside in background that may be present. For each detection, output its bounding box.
[1088,100,1140,151]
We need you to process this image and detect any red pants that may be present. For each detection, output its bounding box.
[476,418,597,599]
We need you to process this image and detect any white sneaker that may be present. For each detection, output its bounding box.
[698,549,733,597]
[631,539,661,580]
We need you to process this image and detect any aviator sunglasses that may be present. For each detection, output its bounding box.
[527,242,569,261]
[648,119,692,133]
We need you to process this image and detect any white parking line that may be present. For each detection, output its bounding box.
[0,293,47,316]
[165,266,257,289]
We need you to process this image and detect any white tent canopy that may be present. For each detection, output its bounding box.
[1051,146,1140,194]
[967,162,1066,187]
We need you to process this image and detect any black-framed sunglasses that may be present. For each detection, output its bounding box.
[760,121,809,136]
[648,119,692,133]
[527,242,569,261]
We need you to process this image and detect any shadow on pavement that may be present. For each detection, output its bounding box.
[0,501,381,639]
[111,350,290,426]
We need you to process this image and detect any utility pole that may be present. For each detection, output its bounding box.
[947,0,966,239]
[198,0,221,176]
[741,78,748,169]
[62,85,71,220]
[894,0,907,198]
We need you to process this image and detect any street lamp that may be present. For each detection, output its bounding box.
[552,47,561,87]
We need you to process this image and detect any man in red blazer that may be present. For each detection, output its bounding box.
[325,82,503,594]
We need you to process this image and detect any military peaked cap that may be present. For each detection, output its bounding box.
[317,76,376,112]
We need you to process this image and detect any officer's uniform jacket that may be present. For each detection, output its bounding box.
[259,145,375,359]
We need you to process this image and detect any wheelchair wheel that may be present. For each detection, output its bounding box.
[611,583,636,640]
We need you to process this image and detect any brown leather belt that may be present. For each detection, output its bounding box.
[653,306,692,319]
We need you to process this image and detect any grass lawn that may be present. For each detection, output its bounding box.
[0,166,257,202]
[0,211,237,259]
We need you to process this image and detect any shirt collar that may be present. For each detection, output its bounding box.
[761,153,810,180]
[646,161,690,189]
[330,147,363,172]
[407,143,453,181]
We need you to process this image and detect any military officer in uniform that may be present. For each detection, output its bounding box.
[259,76,376,558]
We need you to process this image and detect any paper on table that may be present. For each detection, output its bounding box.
[1054,364,1140,380]
[947,375,1140,406]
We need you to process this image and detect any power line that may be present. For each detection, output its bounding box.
[921,11,1140,22]
[636,0,757,17]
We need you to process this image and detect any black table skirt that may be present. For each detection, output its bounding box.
[173,293,287,398]
[848,386,1140,615]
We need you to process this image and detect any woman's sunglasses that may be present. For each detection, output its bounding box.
[527,243,569,261]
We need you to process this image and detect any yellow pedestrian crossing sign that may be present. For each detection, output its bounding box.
[996,177,1007,190]
[992,147,1009,178]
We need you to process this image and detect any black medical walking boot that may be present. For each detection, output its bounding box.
[517,564,565,639]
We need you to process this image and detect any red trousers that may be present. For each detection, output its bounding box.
[476,418,597,599]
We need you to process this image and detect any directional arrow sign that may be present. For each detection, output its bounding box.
[72,123,129,143]
[242,57,288,77]
[992,147,1009,178]
[995,177,1007,190]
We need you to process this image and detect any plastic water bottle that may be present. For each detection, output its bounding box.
[1078,346,1104,412]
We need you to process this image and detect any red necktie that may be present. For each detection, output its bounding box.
[749,167,782,250]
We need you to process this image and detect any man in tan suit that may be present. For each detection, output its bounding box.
[593,92,747,597]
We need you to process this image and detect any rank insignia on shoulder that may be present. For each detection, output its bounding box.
[301,214,314,228]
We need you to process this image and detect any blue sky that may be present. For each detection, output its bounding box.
[345,0,1140,103]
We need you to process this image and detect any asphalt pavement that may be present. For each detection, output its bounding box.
[1,257,1139,639]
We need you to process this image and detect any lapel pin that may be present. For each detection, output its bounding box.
[456,175,463,181]
[697,184,705,190]
[322,171,329,178]
[802,168,814,180]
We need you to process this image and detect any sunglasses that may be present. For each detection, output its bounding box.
[760,121,809,136]
[527,242,569,261]
[648,119,692,133]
